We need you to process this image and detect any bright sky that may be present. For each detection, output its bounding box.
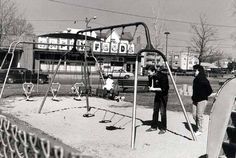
[15,0,236,57]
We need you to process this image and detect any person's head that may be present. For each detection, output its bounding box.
[147,65,156,76]
[193,64,205,77]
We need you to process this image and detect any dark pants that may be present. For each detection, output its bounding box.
[151,95,168,130]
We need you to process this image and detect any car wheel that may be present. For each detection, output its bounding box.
[124,75,130,79]
[38,78,44,84]
[7,77,14,84]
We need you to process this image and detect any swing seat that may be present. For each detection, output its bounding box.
[74,97,82,101]
[99,120,112,123]
[106,126,124,130]
[52,97,60,102]
[83,113,95,118]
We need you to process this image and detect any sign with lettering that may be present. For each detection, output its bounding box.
[59,38,68,50]
[93,41,101,52]
[119,43,127,54]
[48,38,58,50]
[128,43,135,54]
[102,43,110,53]
[37,37,48,49]
[111,43,118,53]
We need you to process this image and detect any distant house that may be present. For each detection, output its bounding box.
[201,62,219,71]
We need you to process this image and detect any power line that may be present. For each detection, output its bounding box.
[47,0,236,29]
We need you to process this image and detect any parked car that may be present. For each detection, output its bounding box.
[103,69,134,79]
[0,68,49,84]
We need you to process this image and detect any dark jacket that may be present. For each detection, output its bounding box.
[148,71,169,96]
[192,74,212,102]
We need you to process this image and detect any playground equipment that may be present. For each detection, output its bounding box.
[75,22,196,149]
[71,82,84,101]
[1,22,196,150]
[22,82,34,101]
[206,77,236,158]
[50,82,61,101]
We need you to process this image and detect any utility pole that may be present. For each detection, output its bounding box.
[186,46,190,70]
[164,31,170,60]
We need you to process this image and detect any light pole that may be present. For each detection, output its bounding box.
[186,46,190,70]
[164,31,170,59]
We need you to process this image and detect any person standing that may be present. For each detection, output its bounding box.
[192,64,213,136]
[146,65,169,134]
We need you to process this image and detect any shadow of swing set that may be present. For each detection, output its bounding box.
[0,22,196,149]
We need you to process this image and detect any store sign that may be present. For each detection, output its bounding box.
[93,41,101,52]
[102,43,110,53]
[119,43,127,54]
[37,37,48,49]
[78,40,85,51]
[36,36,135,54]
[111,43,118,53]
[48,38,58,50]
[128,44,135,54]
[68,39,74,51]
[59,38,68,50]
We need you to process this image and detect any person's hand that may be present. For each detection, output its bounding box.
[209,92,216,97]
[149,87,161,91]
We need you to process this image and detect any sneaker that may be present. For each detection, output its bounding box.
[146,127,157,132]
[158,130,166,134]
[195,131,202,136]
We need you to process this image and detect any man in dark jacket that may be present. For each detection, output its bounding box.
[146,65,169,134]
[192,64,213,136]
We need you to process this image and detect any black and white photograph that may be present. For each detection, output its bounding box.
[0,0,236,157]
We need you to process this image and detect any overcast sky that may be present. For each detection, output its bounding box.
[15,0,236,57]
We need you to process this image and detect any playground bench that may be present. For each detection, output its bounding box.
[117,79,149,92]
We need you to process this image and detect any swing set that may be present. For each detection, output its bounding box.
[71,22,197,149]
[0,21,196,149]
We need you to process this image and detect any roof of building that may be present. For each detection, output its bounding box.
[96,30,133,42]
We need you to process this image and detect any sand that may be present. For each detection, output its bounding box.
[0,96,208,158]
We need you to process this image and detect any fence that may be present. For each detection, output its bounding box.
[0,115,93,158]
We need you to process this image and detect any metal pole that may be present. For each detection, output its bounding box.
[38,59,62,113]
[82,16,96,114]
[131,56,139,149]
[164,32,170,59]
[165,61,196,141]
[0,41,19,99]
[186,47,190,70]
[0,41,17,69]
[37,54,40,93]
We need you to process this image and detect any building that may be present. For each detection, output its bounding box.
[1,29,144,77]
[170,50,199,70]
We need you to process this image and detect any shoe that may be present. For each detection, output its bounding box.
[146,127,157,132]
[158,130,166,134]
[195,131,202,136]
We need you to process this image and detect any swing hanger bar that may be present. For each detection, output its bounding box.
[76,22,154,50]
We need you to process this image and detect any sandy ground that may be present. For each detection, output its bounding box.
[0,96,208,158]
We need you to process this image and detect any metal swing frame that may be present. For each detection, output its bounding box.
[77,22,196,149]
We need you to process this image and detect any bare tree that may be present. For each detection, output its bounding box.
[191,15,222,64]
[0,0,33,46]
[151,6,164,49]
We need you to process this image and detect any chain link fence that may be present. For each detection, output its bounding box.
[0,115,93,158]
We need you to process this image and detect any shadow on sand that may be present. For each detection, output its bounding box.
[141,120,192,140]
